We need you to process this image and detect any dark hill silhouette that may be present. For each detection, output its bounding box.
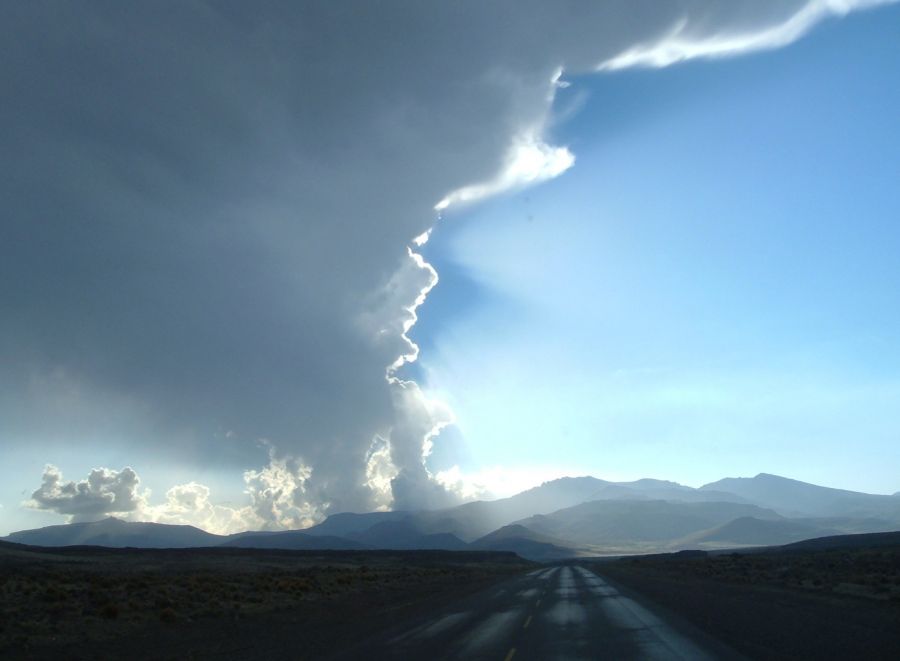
[302,510,411,537]
[4,517,223,548]
[781,530,900,551]
[347,520,469,550]
[469,524,577,561]
[473,523,564,545]
[221,531,365,550]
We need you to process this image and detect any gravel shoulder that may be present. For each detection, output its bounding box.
[593,546,900,661]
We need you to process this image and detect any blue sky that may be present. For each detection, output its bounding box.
[414,5,900,495]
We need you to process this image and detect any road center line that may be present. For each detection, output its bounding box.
[504,647,516,661]
[523,615,532,629]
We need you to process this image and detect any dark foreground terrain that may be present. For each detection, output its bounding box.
[592,535,900,660]
[0,541,528,659]
[3,535,900,660]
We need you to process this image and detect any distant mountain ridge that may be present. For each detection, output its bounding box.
[4,473,898,561]
[4,518,223,549]
[700,473,900,519]
[514,500,783,546]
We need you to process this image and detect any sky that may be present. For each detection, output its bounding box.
[414,2,900,497]
[1,1,898,536]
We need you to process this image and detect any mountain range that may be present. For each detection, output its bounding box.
[4,473,899,561]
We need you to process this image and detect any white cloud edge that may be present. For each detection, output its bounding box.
[597,0,898,71]
[434,68,574,212]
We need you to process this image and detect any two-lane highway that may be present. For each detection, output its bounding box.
[337,565,742,660]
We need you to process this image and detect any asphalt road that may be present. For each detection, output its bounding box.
[336,565,743,660]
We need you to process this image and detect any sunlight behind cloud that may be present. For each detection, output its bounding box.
[435,132,574,211]
[434,465,612,501]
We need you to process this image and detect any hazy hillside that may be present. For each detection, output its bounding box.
[516,500,783,546]
[789,516,900,535]
[355,475,749,542]
[499,476,623,513]
[680,516,832,548]
[409,477,623,541]
[613,479,749,505]
[700,473,900,519]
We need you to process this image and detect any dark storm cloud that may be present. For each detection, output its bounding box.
[2,1,880,525]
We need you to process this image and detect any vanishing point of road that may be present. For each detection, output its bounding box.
[335,564,744,660]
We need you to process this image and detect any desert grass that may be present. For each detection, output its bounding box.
[0,547,527,655]
[614,545,900,602]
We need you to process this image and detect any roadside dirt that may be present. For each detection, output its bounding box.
[596,549,900,661]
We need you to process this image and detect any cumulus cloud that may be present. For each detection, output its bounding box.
[144,482,248,534]
[3,1,891,528]
[25,463,312,534]
[28,465,147,522]
[242,452,319,530]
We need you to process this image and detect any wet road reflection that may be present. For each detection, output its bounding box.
[342,564,737,660]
